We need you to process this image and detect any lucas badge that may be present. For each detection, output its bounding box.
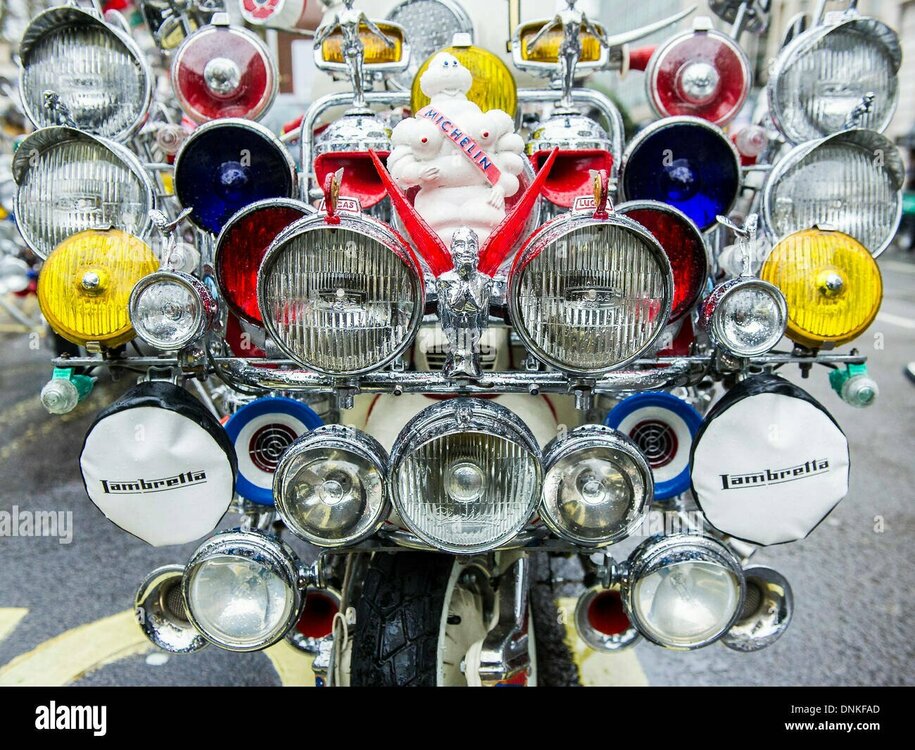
[720,458,830,490]
[101,469,207,495]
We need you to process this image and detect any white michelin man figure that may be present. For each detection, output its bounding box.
[389,53,524,245]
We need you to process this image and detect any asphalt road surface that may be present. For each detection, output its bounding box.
[0,253,912,687]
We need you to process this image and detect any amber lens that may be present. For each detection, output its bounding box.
[322,23,404,64]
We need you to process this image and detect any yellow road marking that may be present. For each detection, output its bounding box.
[0,608,28,643]
[557,596,650,687]
[264,641,315,687]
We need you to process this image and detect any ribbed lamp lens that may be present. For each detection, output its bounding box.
[390,400,541,554]
[387,0,469,90]
[510,219,672,374]
[130,271,214,351]
[259,219,423,375]
[760,228,882,348]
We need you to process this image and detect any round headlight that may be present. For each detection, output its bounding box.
[508,213,673,375]
[620,117,741,232]
[13,126,155,259]
[174,119,296,235]
[183,530,302,652]
[390,399,542,554]
[768,16,900,143]
[172,23,277,124]
[622,534,745,650]
[38,229,159,348]
[19,6,151,140]
[129,270,217,351]
[699,277,787,357]
[258,213,424,376]
[215,199,313,326]
[541,425,652,547]
[762,129,903,257]
[646,26,750,126]
[274,425,389,547]
[616,200,708,322]
[760,228,882,348]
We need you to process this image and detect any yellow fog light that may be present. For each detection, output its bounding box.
[760,228,883,348]
[411,44,517,116]
[518,21,604,63]
[38,229,159,348]
[321,22,405,65]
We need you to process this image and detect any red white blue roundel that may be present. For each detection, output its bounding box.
[225,396,323,505]
[605,392,703,500]
[241,0,285,23]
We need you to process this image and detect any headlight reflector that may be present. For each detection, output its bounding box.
[699,277,787,357]
[129,270,217,351]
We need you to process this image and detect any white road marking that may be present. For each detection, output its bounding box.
[876,312,915,330]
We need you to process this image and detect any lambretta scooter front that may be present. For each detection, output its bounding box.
[15,0,899,686]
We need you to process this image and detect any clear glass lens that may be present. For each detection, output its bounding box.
[188,554,293,649]
[40,378,79,415]
[516,224,669,372]
[18,140,148,258]
[23,25,145,138]
[388,0,464,89]
[714,286,784,356]
[768,142,898,255]
[261,228,419,374]
[774,26,897,141]
[396,432,539,551]
[133,280,201,349]
[543,448,646,544]
[278,448,384,543]
[634,561,740,647]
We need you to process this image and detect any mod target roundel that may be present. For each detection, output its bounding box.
[225,396,323,505]
[605,391,702,500]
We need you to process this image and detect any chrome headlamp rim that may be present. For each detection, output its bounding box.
[541,424,653,547]
[12,126,156,259]
[314,18,411,75]
[507,212,674,376]
[699,276,788,358]
[389,398,543,555]
[182,529,303,652]
[525,112,613,154]
[721,565,794,652]
[621,534,746,650]
[134,563,207,654]
[767,16,901,144]
[19,5,153,141]
[274,425,391,548]
[129,270,217,351]
[257,212,426,377]
[760,128,904,258]
[511,16,610,75]
[574,587,641,652]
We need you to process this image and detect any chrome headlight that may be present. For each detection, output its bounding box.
[258,213,424,376]
[541,425,652,546]
[12,127,154,259]
[768,16,900,143]
[274,426,389,547]
[19,6,151,140]
[762,129,903,257]
[622,535,745,650]
[390,399,542,554]
[129,271,217,351]
[508,213,672,375]
[699,277,787,357]
[183,530,302,652]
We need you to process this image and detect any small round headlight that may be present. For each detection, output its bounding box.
[699,277,787,357]
[390,399,542,554]
[541,425,652,547]
[274,425,389,547]
[622,534,745,650]
[129,270,217,351]
[38,229,159,348]
[760,228,882,348]
[183,530,302,652]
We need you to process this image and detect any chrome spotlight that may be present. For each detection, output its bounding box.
[722,566,794,652]
[699,277,788,358]
[135,564,207,654]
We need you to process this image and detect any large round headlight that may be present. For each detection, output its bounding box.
[762,129,903,257]
[19,6,151,140]
[541,425,652,547]
[129,270,218,351]
[274,425,389,547]
[258,213,424,376]
[768,16,900,143]
[390,399,542,554]
[183,530,303,652]
[38,229,159,348]
[760,227,882,348]
[699,277,787,357]
[13,127,155,259]
[508,213,672,375]
[622,534,745,650]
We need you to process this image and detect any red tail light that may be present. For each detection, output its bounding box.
[314,152,391,208]
[588,590,631,637]
[530,149,613,208]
